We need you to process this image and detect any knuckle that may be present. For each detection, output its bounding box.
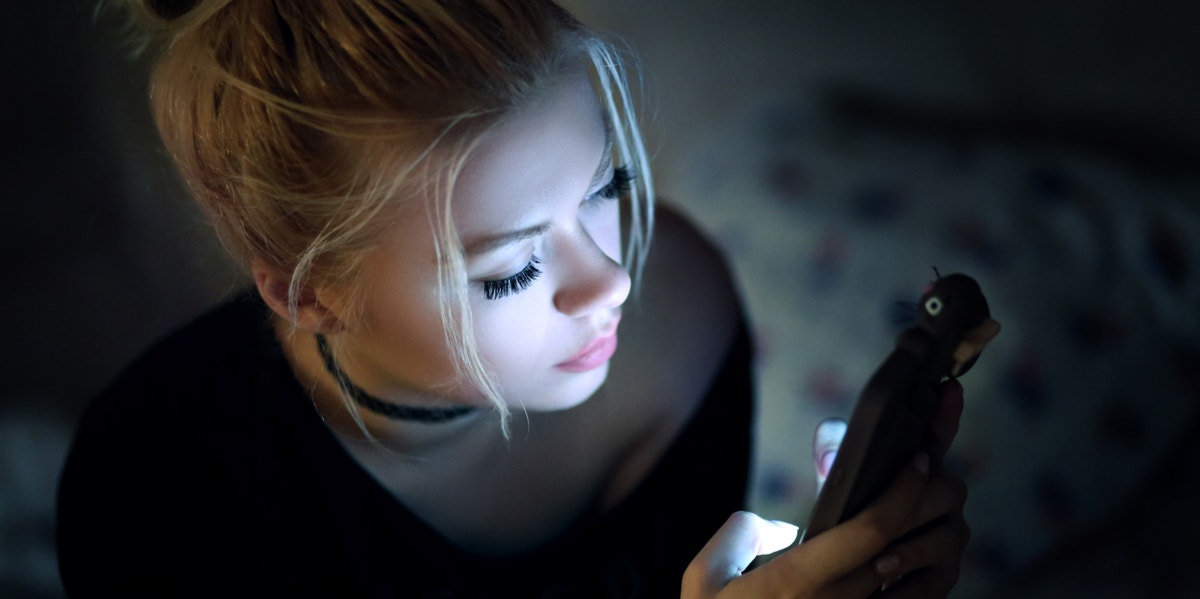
[857,513,896,548]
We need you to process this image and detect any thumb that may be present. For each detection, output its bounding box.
[683,512,799,596]
[813,418,847,492]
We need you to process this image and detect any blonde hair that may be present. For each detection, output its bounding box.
[125,0,654,436]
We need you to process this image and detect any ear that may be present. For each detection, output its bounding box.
[252,259,345,334]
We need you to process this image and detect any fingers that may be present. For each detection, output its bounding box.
[925,379,964,467]
[878,564,962,599]
[873,510,970,598]
[901,473,967,533]
[813,418,847,492]
[682,511,799,598]
[798,556,901,598]
[704,461,966,599]
[767,453,931,590]
[795,494,968,599]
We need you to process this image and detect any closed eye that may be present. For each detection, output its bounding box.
[482,256,542,300]
[588,165,632,203]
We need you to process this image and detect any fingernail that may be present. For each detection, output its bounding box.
[819,451,837,478]
[876,553,900,575]
[913,451,929,474]
[769,519,799,533]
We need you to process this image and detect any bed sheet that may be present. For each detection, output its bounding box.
[669,100,1200,597]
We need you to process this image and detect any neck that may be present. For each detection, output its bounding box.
[270,317,493,451]
[315,333,477,423]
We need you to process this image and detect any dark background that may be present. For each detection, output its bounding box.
[3,1,1198,597]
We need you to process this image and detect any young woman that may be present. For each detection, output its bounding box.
[57,1,968,596]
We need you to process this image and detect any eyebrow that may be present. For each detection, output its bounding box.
[463,222,551,257]
[463,116,616,259]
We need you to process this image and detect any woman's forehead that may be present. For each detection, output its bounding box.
[451,73,608,221]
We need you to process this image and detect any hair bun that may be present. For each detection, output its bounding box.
[142,0,202,22]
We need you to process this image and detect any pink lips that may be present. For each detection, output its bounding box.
[555,323,620,373]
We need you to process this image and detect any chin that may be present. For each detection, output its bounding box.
[518,363,610,412]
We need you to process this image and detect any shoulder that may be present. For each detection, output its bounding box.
[57,291,304,589]
[613,199,746,410]
[590,200,749,503]
[81,292,268,421]
[60,290,278,489]
[638,200,743,350]
[107,292,269,395]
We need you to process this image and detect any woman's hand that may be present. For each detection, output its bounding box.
[682,381,969,598]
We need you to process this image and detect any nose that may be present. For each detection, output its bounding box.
[552,232,631,318]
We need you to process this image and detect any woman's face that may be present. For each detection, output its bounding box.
[336,70,631,412]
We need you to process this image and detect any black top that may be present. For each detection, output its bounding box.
[57,292,754,598]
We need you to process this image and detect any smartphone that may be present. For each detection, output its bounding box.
[802,272,998,542]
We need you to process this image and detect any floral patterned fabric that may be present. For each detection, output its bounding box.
[668,105,1200,597]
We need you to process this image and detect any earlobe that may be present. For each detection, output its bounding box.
[251,260,345,334]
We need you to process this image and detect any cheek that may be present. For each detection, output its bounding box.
[360,286,455,373]
[471,294,556,373]
[350,245,459,378]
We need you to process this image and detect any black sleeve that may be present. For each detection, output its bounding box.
[55,369,296,596]
[55,300,336,597]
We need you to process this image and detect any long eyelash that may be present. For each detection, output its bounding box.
[482,256,543,300]
[593,165,633,201]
